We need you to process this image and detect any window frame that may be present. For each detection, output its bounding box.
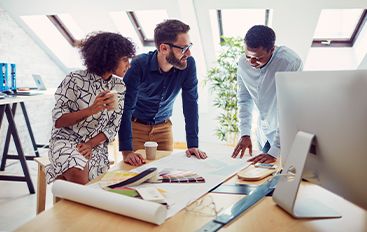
[47,15,81,47]
[312,9,367,47]
[216,9,271,43]
[126,11,155,47]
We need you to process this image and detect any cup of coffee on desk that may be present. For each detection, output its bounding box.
[144,141,158,160]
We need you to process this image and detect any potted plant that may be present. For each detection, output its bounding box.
[205,37,244,146]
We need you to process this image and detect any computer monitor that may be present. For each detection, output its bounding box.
[272,70,367,218]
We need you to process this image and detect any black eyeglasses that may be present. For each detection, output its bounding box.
[164,42,193,54]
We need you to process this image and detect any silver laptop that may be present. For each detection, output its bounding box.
[16,74,47,95]
[32,74,46,90]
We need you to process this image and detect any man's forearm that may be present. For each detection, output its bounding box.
[55,108,92,128]
[118,111,133,151]
[182,97,199,149]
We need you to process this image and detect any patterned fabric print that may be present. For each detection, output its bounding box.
[45,70,125,183]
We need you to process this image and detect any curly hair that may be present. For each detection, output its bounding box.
[80,32,135,76]
[154,19,190,50]
[244,25,276,51]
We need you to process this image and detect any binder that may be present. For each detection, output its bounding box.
[10,64,16,91]
[1,63,7,92]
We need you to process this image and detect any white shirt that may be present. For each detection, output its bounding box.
[51,70,126,144]
[237,46,303,157]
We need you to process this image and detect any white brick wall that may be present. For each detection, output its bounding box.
[0,8,66,158]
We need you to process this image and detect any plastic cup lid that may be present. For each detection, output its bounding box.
[144,141,158,147]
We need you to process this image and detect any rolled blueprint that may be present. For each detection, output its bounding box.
[52,180,167,225]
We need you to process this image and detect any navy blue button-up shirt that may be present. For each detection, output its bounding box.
[118,50,199,151]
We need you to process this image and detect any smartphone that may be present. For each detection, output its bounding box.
[254,163,277,169]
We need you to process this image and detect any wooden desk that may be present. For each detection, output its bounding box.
[0,90,54,194]
[16,150,367,231]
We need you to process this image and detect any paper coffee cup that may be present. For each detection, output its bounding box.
[107,90,118,111]
[144,141,158,160]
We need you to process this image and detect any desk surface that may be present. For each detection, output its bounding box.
[0,89,55,105]
[16,150,367,232]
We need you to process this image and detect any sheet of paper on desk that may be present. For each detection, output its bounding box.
[131,151,251,218]
[55,152,250,225]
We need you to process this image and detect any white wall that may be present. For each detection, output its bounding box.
[355,16,367,69]
[0,8,65,157]
[171,92,226,147]
[304,48,357,70]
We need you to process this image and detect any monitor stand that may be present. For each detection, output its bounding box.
[272,131,341,218]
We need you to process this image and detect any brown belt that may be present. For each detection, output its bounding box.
[131,117,169,125]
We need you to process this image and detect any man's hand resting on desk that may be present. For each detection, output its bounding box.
[186,148,207,159]
[232,136,276,163]
[123,151,145,166]
[248,153,276,164]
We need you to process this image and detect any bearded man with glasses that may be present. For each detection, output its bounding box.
[119,19,207,166]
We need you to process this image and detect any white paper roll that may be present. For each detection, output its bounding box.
[52,180,167,225]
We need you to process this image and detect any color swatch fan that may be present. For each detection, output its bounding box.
[158,168,205,183]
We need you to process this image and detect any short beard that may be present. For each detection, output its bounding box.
[166,51,187,70]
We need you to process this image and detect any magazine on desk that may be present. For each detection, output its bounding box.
[52,151,251,225]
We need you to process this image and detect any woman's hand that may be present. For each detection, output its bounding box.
[77,143,93,159]
[88,91,115,114]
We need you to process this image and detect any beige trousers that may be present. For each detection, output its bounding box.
[132,120,173,151]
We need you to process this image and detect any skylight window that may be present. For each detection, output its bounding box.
[21,15,82,69]
[210,9,272,44]
[56,14,85,41]
[109,11,154,53]
[312,9,367,47]
[47,14,85,47]
[126,10,168,47]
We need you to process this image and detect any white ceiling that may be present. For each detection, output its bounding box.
[1,0,367,75]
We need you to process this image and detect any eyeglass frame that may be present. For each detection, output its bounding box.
[163,42,193,54]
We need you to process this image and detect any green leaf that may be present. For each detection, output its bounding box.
[206,37,243,143]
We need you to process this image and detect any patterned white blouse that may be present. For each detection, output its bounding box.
[45,70,125,183]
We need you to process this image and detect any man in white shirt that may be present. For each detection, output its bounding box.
[232,25,303,163]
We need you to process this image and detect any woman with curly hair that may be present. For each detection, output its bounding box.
[45,32,135,184]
